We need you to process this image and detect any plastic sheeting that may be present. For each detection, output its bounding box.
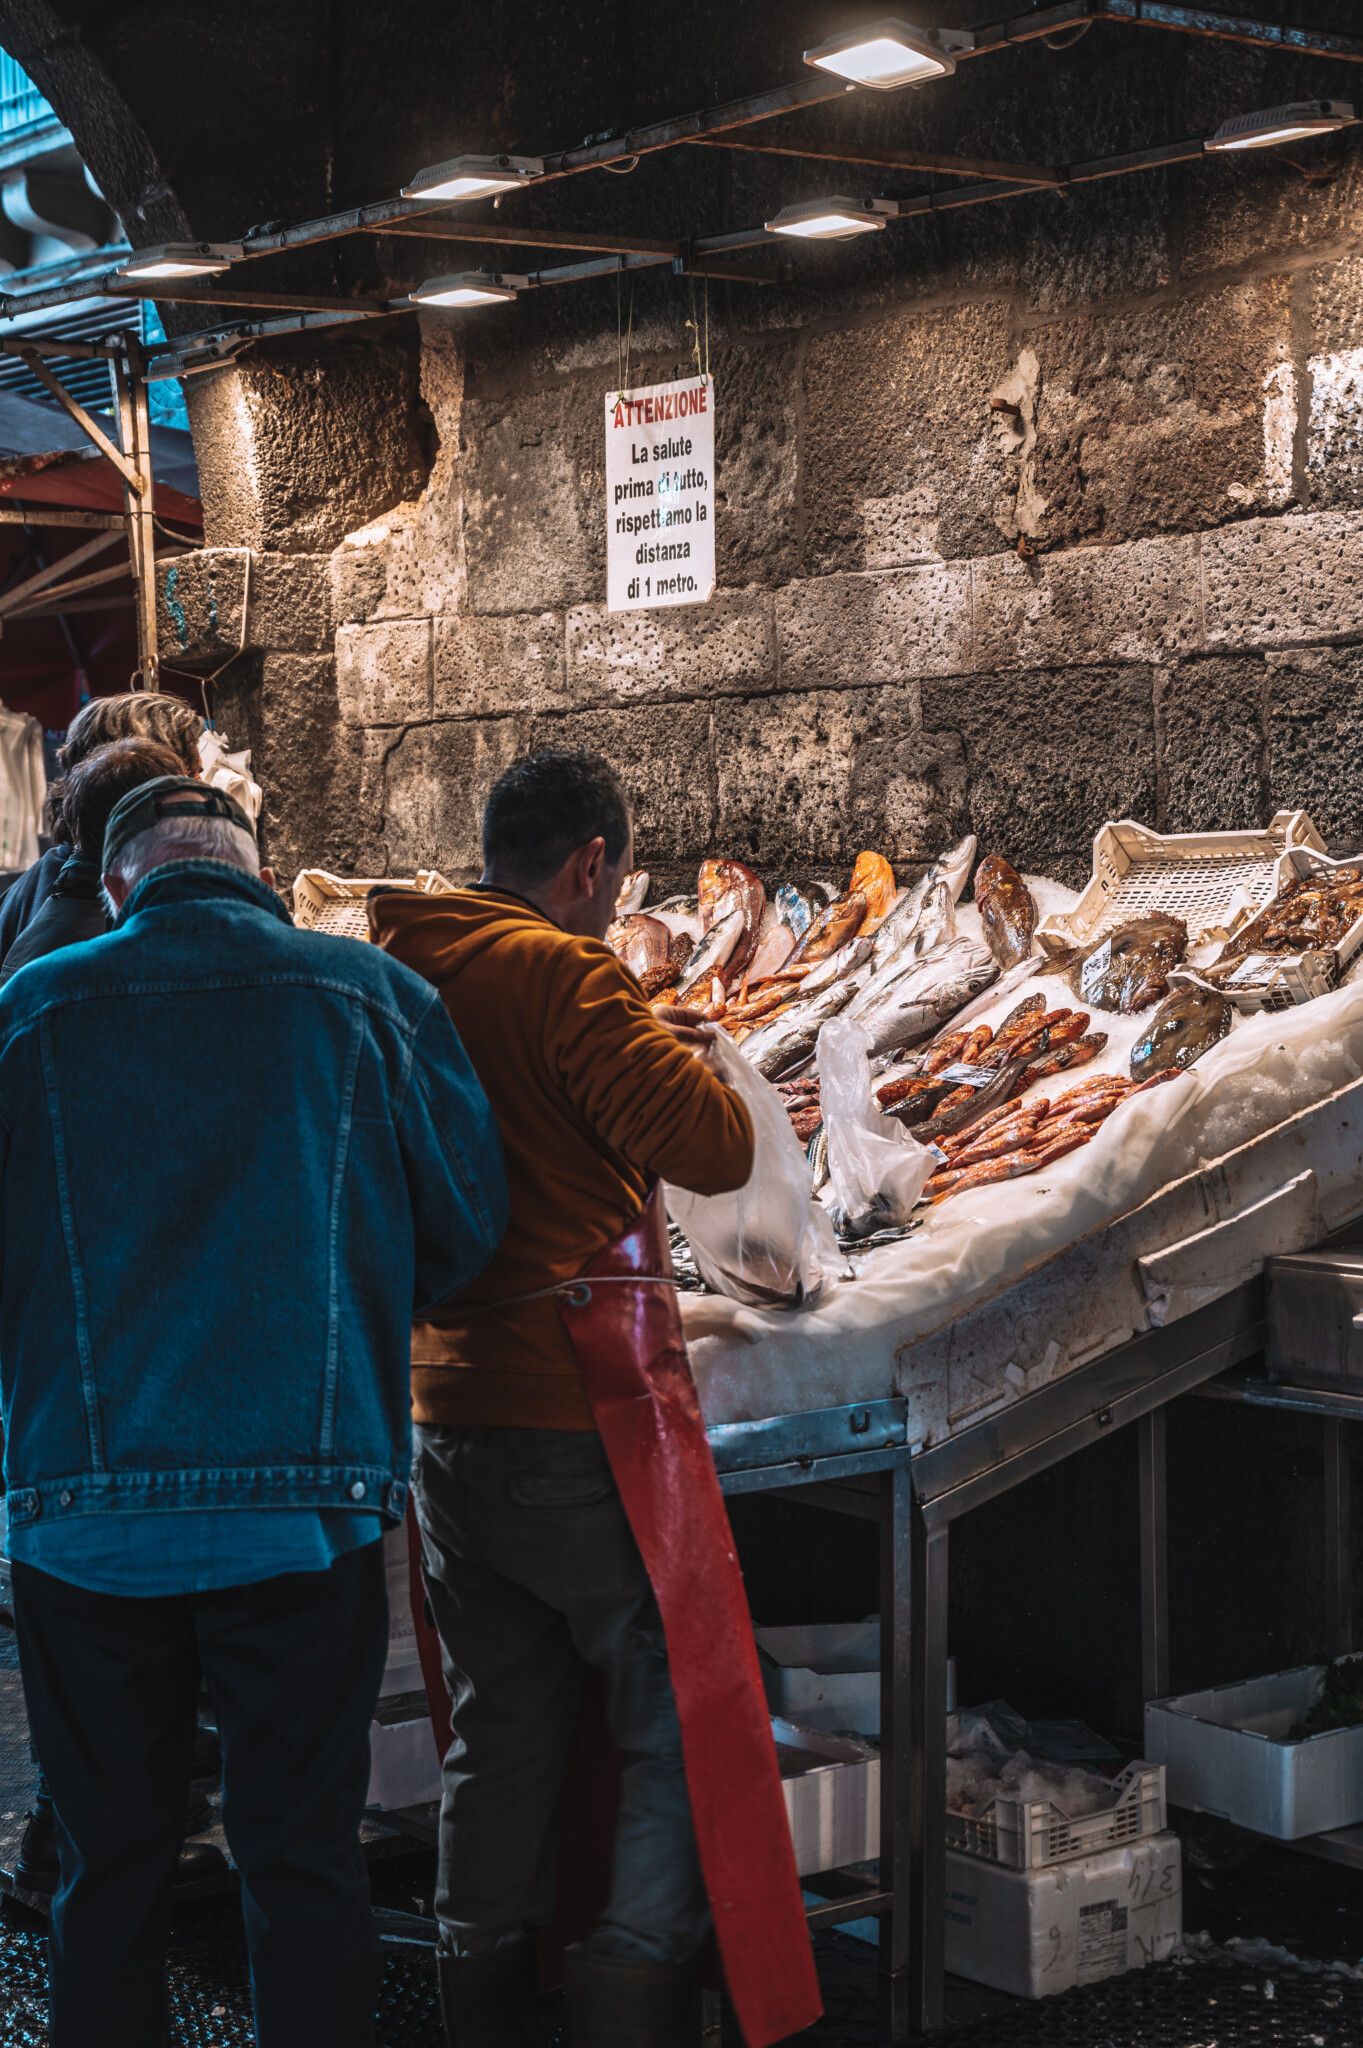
[684,873,1363,1428]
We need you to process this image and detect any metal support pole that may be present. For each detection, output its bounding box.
[1138,1410,1170,1703]
[912,1511,949,2037]
[879,1461,913,2042]
[109,342,159,689]
[1324,1419,1354,1661]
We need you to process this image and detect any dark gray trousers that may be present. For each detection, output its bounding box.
[412,1424,708,1964]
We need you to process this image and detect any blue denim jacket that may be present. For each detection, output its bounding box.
[0,861,508,1535]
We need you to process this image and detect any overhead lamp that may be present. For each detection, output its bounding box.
[766,196,889,240]
[402,154,544,201]
[803,18,958,89]
[117,242,242,280]
[409,270,523,307]
[1205,100,1356,152]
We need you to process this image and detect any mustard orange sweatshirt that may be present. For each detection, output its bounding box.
[369,887,755,1429]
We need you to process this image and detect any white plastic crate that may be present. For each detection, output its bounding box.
[943,1832,1181,1998]
[1036,811,1324,952]
[1145,1658,1363,1839]
[292,867,457,940]
[1175,845,1363,1013]
[945,1761,1166,1869]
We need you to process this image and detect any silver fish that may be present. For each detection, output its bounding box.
[796,929,877,997]
[676,903,745,996]
[657,892,699,917]
[740,981,857,1079]
[940,833,979,905]
[851,884,956,1021]
[776,883,812,940]
[615,870,649,916]
[853,940,998,1059]
[807,1125,829,1194]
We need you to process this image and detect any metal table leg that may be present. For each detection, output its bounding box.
[1138,1410,1169,1703]
[1324,1418,1354,1660]
[912,1505,949,2037]
[879,1461,913,2042]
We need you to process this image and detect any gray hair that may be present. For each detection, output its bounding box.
[105,814,260,894]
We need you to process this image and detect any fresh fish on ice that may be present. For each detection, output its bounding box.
[788,891,867,969]
[747,912,796,982]
[973,854,1037,970]
[939,833,978,906]
[606,913,671,980]
[676,903,745,996]
[776,884,812,941]
[849,851,897,930]
[852,939,999,1058]
[614,870,649,916]
[740,981,857,1079]
[1130,982,1231,1080]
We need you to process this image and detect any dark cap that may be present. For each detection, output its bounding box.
[102,775,256,871]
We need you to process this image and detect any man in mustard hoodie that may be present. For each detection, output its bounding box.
[370,750,754,2048]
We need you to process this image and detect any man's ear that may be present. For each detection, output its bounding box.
[102,871,130,909]
[260,866,276,891]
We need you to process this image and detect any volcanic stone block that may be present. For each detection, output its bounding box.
[1158,659,1267,833]
[382,718,529,877]
[213,653,370,883]
[972,537,1201,671]
[329,541,390,627]
[157,550,331,660]
[335,620,433,726]
[710,689,966,871]
[185,332,430,555]
[776,567,972,691]
[434,612,568,717]
[1267,647,1363,853]
[565,590,775,707]
[461,379,604,614]
[802,302,1015,572]
[1031,280,1293,547]
[1203,513,1363,649]
[921,666,1157,881]
[712,337,800,589]
[525,705,714,868]
[1307,264,1363,511]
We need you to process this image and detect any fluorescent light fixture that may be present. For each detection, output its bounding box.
[766,197,888,240]
[402,154,544,201]
[410,271,521,307]
[1206,100,1355,152]
[803,18,956,89]
[118,242,241,280]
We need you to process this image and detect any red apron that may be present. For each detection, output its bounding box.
[410,1189,822,2048]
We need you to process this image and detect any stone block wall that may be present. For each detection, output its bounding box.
[159,176,1363,898]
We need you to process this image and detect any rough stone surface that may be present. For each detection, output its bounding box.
[335,620,433,727]
[776,569,970,692]
[565,591,775,706]
[461,377,604,614]
[525,705,715,869]
[920,666,1158,883]
[1203,513,1363,649]
[185,332,431,555]
[1159,659,1267,834]
[382,719,526,877]
[1266,646,1363,854]
[434,612,567,718]
[157,551,330,662]
[709,688,965,871]
[972,539,1201,671]
[212,653,369,882]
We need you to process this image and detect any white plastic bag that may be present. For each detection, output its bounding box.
[817,1016,935,1238]
[199,728,263,824]
[665,1028,841,1308]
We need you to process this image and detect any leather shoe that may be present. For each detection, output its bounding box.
[13,1803,226,1904]
[564,1943,699,2047]
[438,1939,542,2046]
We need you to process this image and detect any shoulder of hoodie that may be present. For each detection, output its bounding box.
[0,899,444,1041]
[374,889,641,997]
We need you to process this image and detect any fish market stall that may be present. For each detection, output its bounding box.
[601,812,1363,2037]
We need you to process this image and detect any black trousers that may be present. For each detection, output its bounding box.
[12,1541,388,2048]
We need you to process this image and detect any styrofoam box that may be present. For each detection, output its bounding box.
[757,1621,881,1737]
[368,1696,443,1811]
[943,1833,1182,1999]
[1145,1660,1363,1839]
[775,1719,879,1876]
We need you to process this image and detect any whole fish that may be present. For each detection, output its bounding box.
[788,891,867,969]
[606,913,671,980]
[615,870,649,916]
[974,854,1037,970]
[740,981,857,1080]
[776,883,812,941]
[676,903,745,996]
[939,833,979,905]
[698,861,765,982]
[1068,915,1188,1014]
[795,929,877,997]
[853,939,999,1059]
[850,851,898,930]
[1130,983,1231,1082]
[850,884,956,1020]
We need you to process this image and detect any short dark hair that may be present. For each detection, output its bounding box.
[482,750,632,884]
[60,738,191,862]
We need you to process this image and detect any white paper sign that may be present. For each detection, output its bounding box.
[605,374,715,613]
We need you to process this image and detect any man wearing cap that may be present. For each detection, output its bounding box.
[0,777,509,2048]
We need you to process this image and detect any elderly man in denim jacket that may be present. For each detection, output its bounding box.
[0,777,508,2048]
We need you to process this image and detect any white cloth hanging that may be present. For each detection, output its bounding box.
[198,729,262,826]
[0,705,46,871]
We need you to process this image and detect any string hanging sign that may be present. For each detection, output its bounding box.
[604,374,715,614]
